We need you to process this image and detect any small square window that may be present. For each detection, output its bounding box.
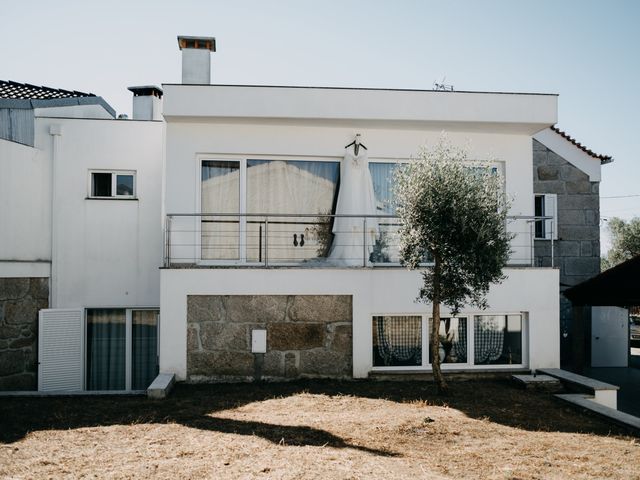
[89,171,136,198]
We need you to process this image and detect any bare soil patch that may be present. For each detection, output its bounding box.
[0,379,638,479]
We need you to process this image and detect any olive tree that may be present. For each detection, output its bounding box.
[394,139,512,393]
[602,217,640,270]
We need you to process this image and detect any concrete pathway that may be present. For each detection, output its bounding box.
[583,366,640,417]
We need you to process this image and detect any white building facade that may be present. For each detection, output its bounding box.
[1,38,576,391]
[0,83,163,391]
[159,39,560,383]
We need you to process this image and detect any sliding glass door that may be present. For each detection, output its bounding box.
[132,310,159,390]
[86,308,159,391]
[246,159,340,263]
[86,309,126,390]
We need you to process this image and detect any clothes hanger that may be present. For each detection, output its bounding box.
[344,133,368,155]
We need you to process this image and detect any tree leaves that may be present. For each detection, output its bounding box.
[602,217,640,270]
[394,137,513,315]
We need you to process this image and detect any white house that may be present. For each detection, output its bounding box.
[5,35,619,392]
[0,82,163,391]
[159,37,560,383]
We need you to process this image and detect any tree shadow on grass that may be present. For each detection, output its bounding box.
[0,382,399,456]
[0,378,636,446]
[307,378,639,438]
[186,416,398,456]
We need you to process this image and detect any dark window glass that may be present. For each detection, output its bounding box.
[86,309,126,390]
[92,173,112,197]
[534,195,545,238]
[132,310,159,390]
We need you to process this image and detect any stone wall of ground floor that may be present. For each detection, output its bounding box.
[0,277,48,390]
[186,295,352,381]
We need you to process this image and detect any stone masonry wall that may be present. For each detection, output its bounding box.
[533,139,600,366]
[187,295,352,382]
[0,277,49,390]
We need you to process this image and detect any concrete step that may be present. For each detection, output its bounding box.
[512,374,561,390]
[555,393,640,433]
[537,368,619,409]
[147,373,176,399]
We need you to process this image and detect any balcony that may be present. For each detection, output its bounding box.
[164,213,555,269]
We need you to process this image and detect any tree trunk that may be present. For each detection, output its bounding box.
[431,254,448,394]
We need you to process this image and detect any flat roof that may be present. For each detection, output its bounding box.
[161,83,558,96]
[162,83,558,132]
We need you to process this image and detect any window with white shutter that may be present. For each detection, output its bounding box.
[534,194,558,240]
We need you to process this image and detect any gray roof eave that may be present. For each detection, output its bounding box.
[0,98,32,109]
[0,96,116,118]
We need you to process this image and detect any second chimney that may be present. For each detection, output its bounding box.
[178,35,216,84]
[128,86,163,121]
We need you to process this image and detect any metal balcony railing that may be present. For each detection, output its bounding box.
[163,213,555,269]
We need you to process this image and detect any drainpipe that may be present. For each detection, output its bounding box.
[49,124,62,308]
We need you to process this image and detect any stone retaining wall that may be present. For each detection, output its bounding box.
[0,277,49,390]
[187,295,352,382]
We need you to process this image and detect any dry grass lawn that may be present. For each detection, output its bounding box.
[0,379,638,479]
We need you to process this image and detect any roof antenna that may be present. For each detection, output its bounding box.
[433,76,454,92]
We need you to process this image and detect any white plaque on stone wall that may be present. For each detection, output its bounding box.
[251,329,267,354]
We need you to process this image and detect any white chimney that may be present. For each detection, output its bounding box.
[178,35,216,84]
[128,86,163,121]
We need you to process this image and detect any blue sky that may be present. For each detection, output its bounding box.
[2,0,638,251]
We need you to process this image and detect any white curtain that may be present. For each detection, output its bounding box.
[246,160,339,262]
[201,160,240,260]
[329,149,379,265]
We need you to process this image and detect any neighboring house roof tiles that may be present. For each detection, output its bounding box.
[0,80,95,100]
[550,126,613,164]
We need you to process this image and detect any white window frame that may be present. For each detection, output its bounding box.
[84,307,159,391]
[370,311,528,372]
[534,193,558,240]
[196,154,342,266]
[88,169,137,199]
[197,157,244,266]
[366,159,505,268]
[195,156,505,266]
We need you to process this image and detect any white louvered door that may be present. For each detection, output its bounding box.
[38,309,84,391]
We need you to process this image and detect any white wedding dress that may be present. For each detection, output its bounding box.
[329,149,379,265]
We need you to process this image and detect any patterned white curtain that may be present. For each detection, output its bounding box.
[374,316,422,366]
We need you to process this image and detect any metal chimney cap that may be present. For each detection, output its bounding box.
[177,36,216,52]
[127,85,163,98]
